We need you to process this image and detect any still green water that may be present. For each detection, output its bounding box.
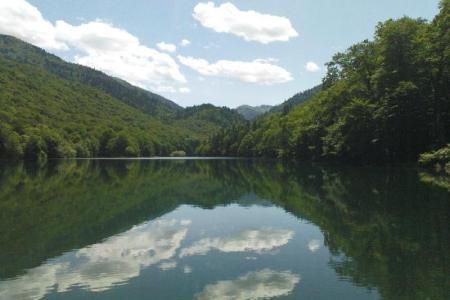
[0,159,448,300]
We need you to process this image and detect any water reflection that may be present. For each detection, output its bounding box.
[195,269,300,300]
[179,228,293,257]
[0,219,191,298]
[307,239,321,253]
[0,159,448,299]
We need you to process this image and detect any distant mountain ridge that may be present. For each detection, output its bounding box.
[235,105,273,120]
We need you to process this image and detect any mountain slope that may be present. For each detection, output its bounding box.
[269,85,321,113]
[0,34,181,118]
[175,104,245,137]
[235,105,272,120]
[0,55,192,159]
[0,35,248,159]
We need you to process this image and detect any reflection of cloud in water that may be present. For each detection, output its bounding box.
[308,239,321,253]
[158,260,177,271]
[0,219,190,300]
[180,228,293,257]
[183,265,193,274]
[195,269,300,300]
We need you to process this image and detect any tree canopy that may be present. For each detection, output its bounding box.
[201,0,450,163]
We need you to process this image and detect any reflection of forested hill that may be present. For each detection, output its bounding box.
[0,160,448,299]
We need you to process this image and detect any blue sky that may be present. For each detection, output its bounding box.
[0,0,441,108]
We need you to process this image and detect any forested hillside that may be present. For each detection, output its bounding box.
[201,0,450,163]
[1,0,448,162]
[0,35,245,160]
[0,35,181,118]
[269,85,321,114]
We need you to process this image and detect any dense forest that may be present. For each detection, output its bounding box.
[0,1,449,163]
[201,0,450,163]
[0,35,245,160]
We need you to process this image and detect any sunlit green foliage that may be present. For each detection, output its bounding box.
[0,36,245,159]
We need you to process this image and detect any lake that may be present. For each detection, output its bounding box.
[0,159,448,300]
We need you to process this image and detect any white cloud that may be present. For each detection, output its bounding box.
[179,87,191,94]
[195,269,300,300]
[180,39,191,47]
[55,21,186,89]
[193,2,298,44]
[178,56,293,85]
[0,0,67,50]
[0,1,187,93]
[179,228,294,257]
[157,41,177,53]
[305,61,321,72]
[0,219,191,299]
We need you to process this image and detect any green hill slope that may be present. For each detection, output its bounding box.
[269,85,321,114]
[0,35,181,118]
[0,35,246,160]
[0,55,193,159]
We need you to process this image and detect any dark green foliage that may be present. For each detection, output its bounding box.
[203,1,450,163]
[174,104,245,137]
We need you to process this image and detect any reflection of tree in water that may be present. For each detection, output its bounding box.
[0,159,448,299]
[272,166,449,300]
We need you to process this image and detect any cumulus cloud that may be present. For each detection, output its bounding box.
[193,2,298,44]
[55,21,186,89]
[305,61,321,72]
[178,56,292,85]
[157,42,177,53]
[179,228,294,257]
[0,1,187,93]
[179,87,191,93]
[195,269,300,300]
[0,219,191,299]
[0,0,67,50]
[180,39,191,47]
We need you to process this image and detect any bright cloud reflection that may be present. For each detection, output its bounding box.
[195,269,300,300]
[0,219,190,300]
[308,239,321,253]
[180,228,294,257]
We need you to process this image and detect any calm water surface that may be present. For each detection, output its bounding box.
[0,159,448,300]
